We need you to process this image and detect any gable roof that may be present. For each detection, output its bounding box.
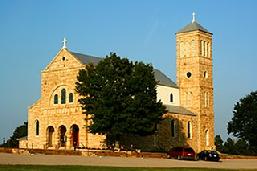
[71,52,102,65]
[153,69,178,88]
[71,52,178,88]
[177,21,210,34]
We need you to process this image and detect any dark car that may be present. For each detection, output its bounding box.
[167,147,196,160]
[197,150,220,161]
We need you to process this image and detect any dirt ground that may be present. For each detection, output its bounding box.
[1,153,257,169]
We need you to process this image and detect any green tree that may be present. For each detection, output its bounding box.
[223,138,236,154]
[228,90,257,150]
[234,139,249,155]
[1,122,28,148]
[215,135,224,152]
[76,53,166,146]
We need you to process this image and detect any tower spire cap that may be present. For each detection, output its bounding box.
[192,12,196,23]
[62,37,67,49]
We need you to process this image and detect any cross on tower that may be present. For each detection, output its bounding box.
[62,37,67,49]
[192,12,196,23]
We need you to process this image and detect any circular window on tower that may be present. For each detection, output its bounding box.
[204,71,208,78]
[187,72,192,78]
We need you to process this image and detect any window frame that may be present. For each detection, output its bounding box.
[69,93,74,103]
[187,121,192,139]
[170,93,173,103]
[35,120,39,136]
[54,94,58,104]
[61,89,66,104]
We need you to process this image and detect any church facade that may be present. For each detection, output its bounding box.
[20,15,215,152]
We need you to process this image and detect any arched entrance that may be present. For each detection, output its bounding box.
[47,126,54,147]
[70,124,79,148]
[58,125,66,147]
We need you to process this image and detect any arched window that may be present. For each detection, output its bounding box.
[208,43,211,57]
[170,93,173,102]
[204,92,209,107]
[201,40,204,56]
[204,41,208,57]
[61,89,66,104]
[54,94,58,104]
[204,71,208,78]
[69,93,73,103]
[187,121,192,139]
[171,119,175,137]
[36,120,39,136]
[206,42,209,57]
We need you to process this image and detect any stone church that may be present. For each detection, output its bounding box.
[20,14,215,152]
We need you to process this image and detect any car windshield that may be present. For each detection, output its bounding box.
[185,148,193,152]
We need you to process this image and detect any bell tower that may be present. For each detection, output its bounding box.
[176,13,215,151]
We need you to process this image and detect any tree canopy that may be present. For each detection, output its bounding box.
[76,53,166,145]
[0,122,27,148]
[228,90,257,149]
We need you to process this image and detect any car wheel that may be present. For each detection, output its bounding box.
[177,155,181,160]
[167,154,171,159]
[204,156,208,161]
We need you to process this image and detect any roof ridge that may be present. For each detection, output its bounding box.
[177,21,209,33]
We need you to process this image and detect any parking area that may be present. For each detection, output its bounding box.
[1,153,257,169]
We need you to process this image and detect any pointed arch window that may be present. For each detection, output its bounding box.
[54,94,58,104]
[36,120,39,136]
[69,93,73,103]
[170,93,173,102]
[61,89,66,104]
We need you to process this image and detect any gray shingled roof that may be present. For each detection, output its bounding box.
[165,105,195,115]
[177,21,209,33]
[72,52,178,88]
[71,52,102,65]
[153,69,178,88]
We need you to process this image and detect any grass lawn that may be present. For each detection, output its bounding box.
[0,165,256,171]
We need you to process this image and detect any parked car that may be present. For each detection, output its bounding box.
[197,150,220,161]
[167,147,196,160]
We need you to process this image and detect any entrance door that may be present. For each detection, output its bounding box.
[47,126,54,147]
[59,125,66,147]
[71,124,79,147]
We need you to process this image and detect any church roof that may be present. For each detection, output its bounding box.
[165,105,195,115]
[177,21,209,34]
[71,52,102,65]
[153,69,178,88]
[71,52,178,88]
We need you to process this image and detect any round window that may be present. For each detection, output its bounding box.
[187,72,192,78]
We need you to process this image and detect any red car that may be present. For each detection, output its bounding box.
[167,147,196,160]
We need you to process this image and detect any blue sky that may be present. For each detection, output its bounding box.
[0,0,257,142]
